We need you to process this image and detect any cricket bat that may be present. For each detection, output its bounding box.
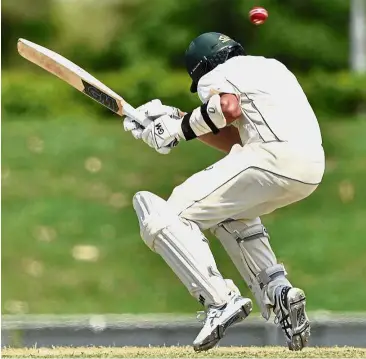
[17,38,151,128]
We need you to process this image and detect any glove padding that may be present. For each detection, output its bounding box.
[123,99,182,154]
[137,99,181,120]
[123,117,145,140]
[141,114,183,151]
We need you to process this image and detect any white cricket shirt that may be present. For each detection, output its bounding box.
[197,56,323,149]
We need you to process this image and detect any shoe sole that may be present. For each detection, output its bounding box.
[287,288,310,351]
[193,299,252,352]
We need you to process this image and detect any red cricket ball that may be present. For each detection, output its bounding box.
[249,6,268,25]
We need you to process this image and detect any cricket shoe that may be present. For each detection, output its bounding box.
[274,286,310,351]
[193,295,252,352]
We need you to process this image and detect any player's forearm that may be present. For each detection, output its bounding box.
[177,103,241,153]
[198,125,241,153]
[137,94,242,154]
[178,94,241,141]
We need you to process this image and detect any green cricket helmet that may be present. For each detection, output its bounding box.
[185,32,245,93]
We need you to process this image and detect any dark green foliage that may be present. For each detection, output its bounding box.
[2,70,365,119]
[2,0,351,73]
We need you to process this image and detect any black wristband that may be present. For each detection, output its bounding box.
[181,112,197,141]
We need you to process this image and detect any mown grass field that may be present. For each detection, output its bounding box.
[3,346,366,358]
[2,115,366,314]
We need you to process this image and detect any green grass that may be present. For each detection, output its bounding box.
[2,115,366,314]
[2,346,366,358]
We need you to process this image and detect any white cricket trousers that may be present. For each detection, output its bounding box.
[167,141,325,229]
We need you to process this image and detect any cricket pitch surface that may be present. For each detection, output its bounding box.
[2,346,366,358]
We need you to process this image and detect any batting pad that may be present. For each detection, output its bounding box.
[211,218,291,320]
[133,191,234,307]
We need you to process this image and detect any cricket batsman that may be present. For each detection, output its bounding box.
[123,32,325,351]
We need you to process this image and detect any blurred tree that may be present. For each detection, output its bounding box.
[1,0,56,67]
[2,0,350,72]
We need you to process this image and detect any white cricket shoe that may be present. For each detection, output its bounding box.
[274,286,310,351]
[193,295,252,352]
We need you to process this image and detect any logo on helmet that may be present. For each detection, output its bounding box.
[219,35,231,43]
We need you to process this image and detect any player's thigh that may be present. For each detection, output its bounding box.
[168,164,317,230]
[167,146,245,216]
[232,180,317,221]
[167,165,279,230]
[192,168,288,225]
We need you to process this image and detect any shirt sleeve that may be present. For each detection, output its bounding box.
[197,66,238,104]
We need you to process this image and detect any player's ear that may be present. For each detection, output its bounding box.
[220,94,241,123]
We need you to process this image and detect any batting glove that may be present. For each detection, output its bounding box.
[141,114,183,151]
[123,99,181,140]
[123,99,182,154]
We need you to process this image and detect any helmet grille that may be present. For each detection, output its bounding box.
[208,45,245,68]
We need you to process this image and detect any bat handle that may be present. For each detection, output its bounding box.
[122,102,151,128]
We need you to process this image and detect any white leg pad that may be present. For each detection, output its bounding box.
[133,191,235,307]
[211,218,291,320]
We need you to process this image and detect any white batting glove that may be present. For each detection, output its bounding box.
[123,117,171,154]
[136,99,181,120]
[123,99,183,154]
[123,99,180,134]
[123,117,145,140]
[141,114,183,151]
[123,99,181,140]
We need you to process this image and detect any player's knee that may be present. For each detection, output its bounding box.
[211,218,261,237]
[239,223,270,241]
[166,187,193,220]
[132,191,180,250]
[133,191,164,249]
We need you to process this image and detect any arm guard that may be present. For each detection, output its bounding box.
[178,94,226,141]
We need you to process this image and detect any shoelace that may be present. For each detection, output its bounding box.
[274,287,292,340]
[275,312,292,340]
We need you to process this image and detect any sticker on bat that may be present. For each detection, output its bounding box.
[82,80,119,113]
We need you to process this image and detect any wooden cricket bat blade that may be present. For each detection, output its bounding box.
[17,38,149,127]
